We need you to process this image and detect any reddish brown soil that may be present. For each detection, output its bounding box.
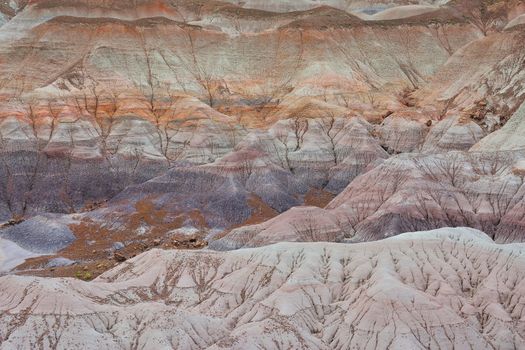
[304,188,336,208]
[16,198,208,280]
[243,195,280,225]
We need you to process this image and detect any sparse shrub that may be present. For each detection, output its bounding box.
[75,271,93,281]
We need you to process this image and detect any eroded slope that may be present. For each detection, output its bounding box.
[1,228,524,349]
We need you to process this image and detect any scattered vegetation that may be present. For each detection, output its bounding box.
[75,270,93,281]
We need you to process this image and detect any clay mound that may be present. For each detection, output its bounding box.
[219,0,452,13]
[46,14,183,25]
[369,4,440,20]
[1,227,524,349]
[210,206,342,250]
[274,98,352,121]
[370,6,464,25]
[0,215,76,254]
[215,148,525,247]
[281,6,364,29]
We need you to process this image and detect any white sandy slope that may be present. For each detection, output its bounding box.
[0,238,39,273]
[1,227,524,349]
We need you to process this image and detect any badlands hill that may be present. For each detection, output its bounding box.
[0,0,525,348]
[2,228,525,349]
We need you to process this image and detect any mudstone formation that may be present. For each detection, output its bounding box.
[1,0,525,349]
